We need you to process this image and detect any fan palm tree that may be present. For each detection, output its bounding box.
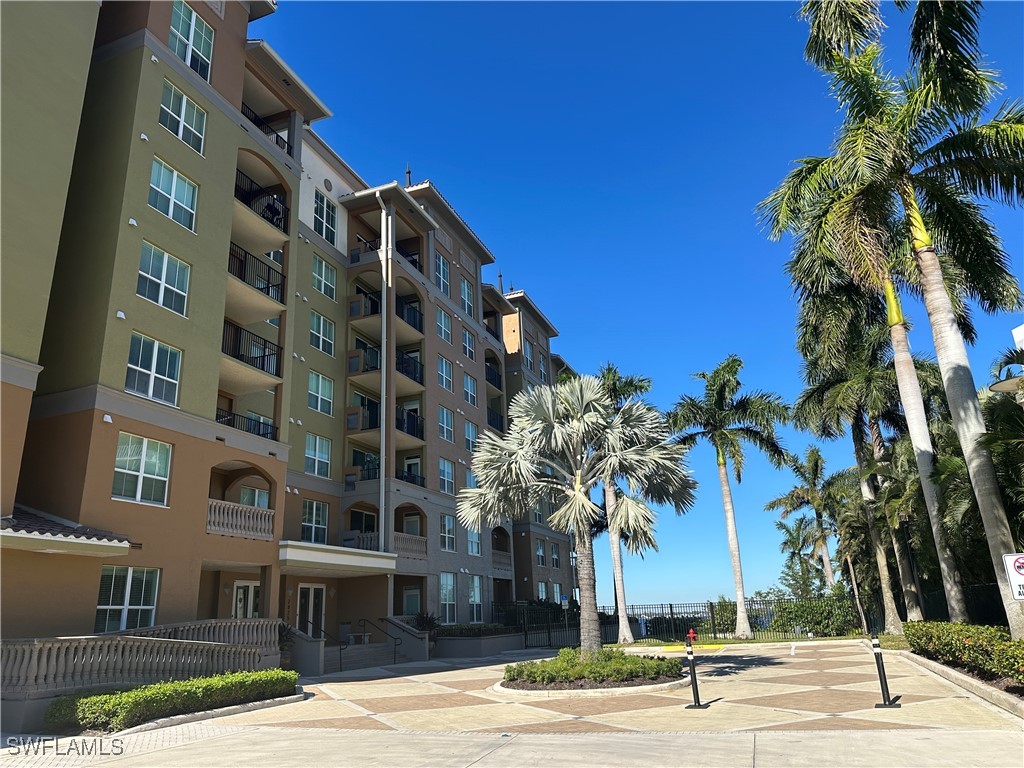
[668,355,789,639]
[457,376,693,653]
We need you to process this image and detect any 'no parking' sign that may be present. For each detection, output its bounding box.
[1003,554,1024,600]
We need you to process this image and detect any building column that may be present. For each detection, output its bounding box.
[259,563,281,620]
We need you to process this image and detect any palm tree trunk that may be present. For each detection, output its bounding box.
[845,554,869,634]
[889,525,924,621]
[605,475,634,643]
[814,509,836,586]
[887,300,968,622]
[851,420,903,635]
[717,457,753,639]
[903,188,1024,639]
[574,531,602,653]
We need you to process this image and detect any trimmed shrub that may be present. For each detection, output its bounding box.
[435,623,514,638]
[45,669,298,732]
[903,621,1023,685]
[504,647,682,685]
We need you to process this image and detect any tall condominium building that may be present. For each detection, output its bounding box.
[0,0,571,649]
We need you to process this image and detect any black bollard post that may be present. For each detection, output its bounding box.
[684,638,710,709]
[871,634,901,708]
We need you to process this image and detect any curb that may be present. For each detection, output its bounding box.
[490,677,690,698]
[115,691,307,735]
[889,649,1024,720]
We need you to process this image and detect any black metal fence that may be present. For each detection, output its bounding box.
[863,583,1007,633]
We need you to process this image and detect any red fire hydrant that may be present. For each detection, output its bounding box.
[687,628,698,643]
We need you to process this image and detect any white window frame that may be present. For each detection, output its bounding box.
[313,189,337,245]
[434,251,450,296]
[439,458,455,495]
[552,583,562,604]
[437,355,453,391]
[149,158,198,231]
[312,254,337,300]
[125,332,181,406]
[310,310,335,356]
[95,565,160,633]
[169,0,214,81]
[536,540,546,566]
[240,486,269,508]
[551,542,561,569]
[308,370,334,415]
[465,420,478,452]
[468,529,481,556]
[539,354,548,384]
[301,499,328,544]
[465,469,477,489]
[538,582,547,601]
[137,241,189,316]
[463,373,478,406]
[440,572,456,624]
[112,432,172,506]
[159,80,206,154]
[523,339,534,371]
[439,406,454,443]
[436,307,452,343]
[460,277,474,317]
[469,575,482,623]
[304,433,331,478]
[461,328,475,361]
[440,513,456,552]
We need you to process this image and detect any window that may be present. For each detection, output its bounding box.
[440,513,456,551]
[461,329,475,361]
[469,575,482,623]
[468,529,481,556]
[169,0,214,81]
[158,80,205,154]
[434,251,450,296]
[301,499,328,544]
[125,332,181,406]
[240,486,269,508]
[536,540,546,566]
[460,277,474,317]
[310,311,335,356]
[538,582,547,601]
[313,189,337,245]
[95,566,160,632]
[439,406,454,442]
[533,503,544,524]
[149,158,197,231]
[112,433,171,505]
[246,411,274,439]
[539,354,548,384]
[436,307,451,343]
[463,374,478,406]
[523,339,534,371]
[551,543,561,569]
[440,572,456,624]
[304,433,331,478]
[439,458,455,495]
[137,242,189,316]
[266,249,284,265]
[465,421,478,452]
[552,583,562,604]
[437,355,453,391]
[308,371,334,415]
[465,469,477,489]
[312,254,336,300]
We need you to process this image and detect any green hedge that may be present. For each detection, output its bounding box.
[903,621,1024,685]
[504,647,682,685]
[435,623,517,638]
[46,669,298,732]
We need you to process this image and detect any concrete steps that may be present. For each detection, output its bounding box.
[323,642,411,673]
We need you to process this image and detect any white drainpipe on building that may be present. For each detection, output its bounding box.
[376,191,390,555]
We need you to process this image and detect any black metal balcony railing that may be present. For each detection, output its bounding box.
[396,350,424,384]
[234,169,289,234]
[228,242,285,303]
[350,405,381,431]
[240,102,293,156]
[350,291,382,320]
[395,469,426,487]
[222,320,282,377]
[487,407,504,432]
[485,324,501,341]
[215,408,278,441]
[395,295,423,332]
[485,365,502,389]
[359,466,380,481]
[351,345,381,374]
[395,244,422,273]
[396,406,425,440]
[349,239,381,266]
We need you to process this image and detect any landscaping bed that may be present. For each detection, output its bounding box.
[502,648,684,691]
[902,621,1024,698]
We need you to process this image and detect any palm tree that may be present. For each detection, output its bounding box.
[457,376,693,653]
[668,355,789,639]
[776,516,824,599]
[788,1,1024,637]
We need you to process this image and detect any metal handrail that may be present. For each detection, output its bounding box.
[395,349,424,384]
[222,320,282,377]
[396,405,424,439]
[294,620,348,672]
[357,618,402,665]
[395,244,422,272]
[395,469,426,487]
[485,365,502,389]
[487,407,504,432]
[215,408,278,441]
[240,102,293,156]
[234,169,289,234]
[395,295,423,332]
[228,242,285,303]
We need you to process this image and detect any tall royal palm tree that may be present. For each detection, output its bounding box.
[458,376,693,653]
[669,355,789,639]
[789,0,1024,637]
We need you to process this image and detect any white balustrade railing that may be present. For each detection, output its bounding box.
[207,499,275,540]
[124,618,281,651]
[392,532,427,559]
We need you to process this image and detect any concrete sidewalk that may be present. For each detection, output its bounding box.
[2,641,1020,767]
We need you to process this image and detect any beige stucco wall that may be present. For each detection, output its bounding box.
[0,550,106,638]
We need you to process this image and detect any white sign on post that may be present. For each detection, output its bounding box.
[561,595,569,611]
[1003,553,1024,601]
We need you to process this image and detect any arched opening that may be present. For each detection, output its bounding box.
[394,503,426,537]
[491,527,511,553]
[209,460,275,508]
[342,502,380,551]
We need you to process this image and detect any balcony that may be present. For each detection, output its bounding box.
[493,550,512,571]
[215,408,278,441]
[396,405,424,443]
[485,323,501,342]
[485,364,502,391]
[234,168,289,234]
[346,404,381,450]
[220,320,282,394]
[395,244,422,273]
[487,407,504,432]
[241,101,293,156]
[347,345,381,392]
[393,532,427,559]
[279,539,396,577]
[395,349,425,397]
[348,291,382,341]
[340,530,380,551]
[207,499,275,541]
[394,295,424,346]
[224,242,285,325]
[349,239,381,266]
[395,469,426,488]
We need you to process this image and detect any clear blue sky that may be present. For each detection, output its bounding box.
[256,2,1024,604]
